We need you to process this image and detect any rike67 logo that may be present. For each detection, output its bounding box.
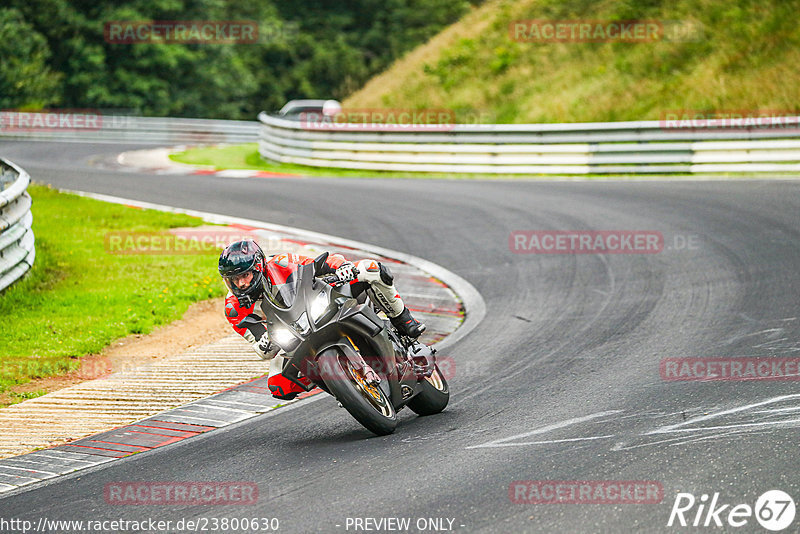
[668,490,796,531]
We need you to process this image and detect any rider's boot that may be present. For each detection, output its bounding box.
[391,307,426,338]
[355,260,426,338]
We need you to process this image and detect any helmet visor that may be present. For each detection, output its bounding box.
[224,270,255,295]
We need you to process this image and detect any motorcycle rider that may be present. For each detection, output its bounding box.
[219,239,426,400]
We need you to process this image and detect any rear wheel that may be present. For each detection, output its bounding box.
[407,365,449,416]
[317,349,397,436]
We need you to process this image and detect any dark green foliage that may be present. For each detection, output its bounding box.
[0,8,62,108]
[0,0,480,118]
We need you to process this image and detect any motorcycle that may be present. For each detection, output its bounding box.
[237,252,449,435]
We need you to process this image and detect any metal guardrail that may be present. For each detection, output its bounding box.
[0,159,35,292]
[0,114,259,145]
[258,112,800,174]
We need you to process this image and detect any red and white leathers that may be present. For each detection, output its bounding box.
[224,252,408,399]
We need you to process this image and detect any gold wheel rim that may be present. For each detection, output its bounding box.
[425,368,446,391]
[345,360,393,418]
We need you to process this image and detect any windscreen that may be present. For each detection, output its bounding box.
[264,262,299,309]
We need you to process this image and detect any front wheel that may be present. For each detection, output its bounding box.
[317,349,397,436]
[407,365,449,416]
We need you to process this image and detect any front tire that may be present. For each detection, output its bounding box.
[317,349,397,436]
[407,365,449,416]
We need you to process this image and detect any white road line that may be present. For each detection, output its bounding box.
[27,454,98,465]
[183,403,257,414]
[466,410,622,449]
[644,393,800,435]
[0,465,58,476]
[153,414,233,425]
[647,417,800,435]
[753,406,800,414]
[472,435,616,448]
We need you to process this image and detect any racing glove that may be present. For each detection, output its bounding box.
[254,333,280,360]
[334,262,357,283]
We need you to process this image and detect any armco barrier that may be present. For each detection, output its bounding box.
[0,113,258,145]
[0,159,35,292]
[258,112,800,174]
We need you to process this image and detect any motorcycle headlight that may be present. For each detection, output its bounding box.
[272,327,296,347]
[309,292,331,323]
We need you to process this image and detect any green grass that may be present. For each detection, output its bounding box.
[344,0,800,124]
[9,390,46,401]
[170,144,283,172]
[0,184,226,401]
[169,143,466,179]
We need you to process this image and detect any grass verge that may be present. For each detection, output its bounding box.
[0,184,226,404]
[169,143,471,179]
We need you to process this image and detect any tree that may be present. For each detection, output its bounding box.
[0,8,61,109]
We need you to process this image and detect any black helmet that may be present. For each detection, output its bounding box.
[218,240,266,307]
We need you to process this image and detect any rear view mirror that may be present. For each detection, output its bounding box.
[313,252,329,275]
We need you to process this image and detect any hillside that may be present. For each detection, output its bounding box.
[344,0,800,124]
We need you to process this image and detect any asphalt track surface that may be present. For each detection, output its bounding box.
[1,141,800,533]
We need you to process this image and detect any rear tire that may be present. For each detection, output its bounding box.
[407,365,449,416]
[317,349,397,436]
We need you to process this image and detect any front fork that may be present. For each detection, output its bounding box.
[329,335,381,385]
